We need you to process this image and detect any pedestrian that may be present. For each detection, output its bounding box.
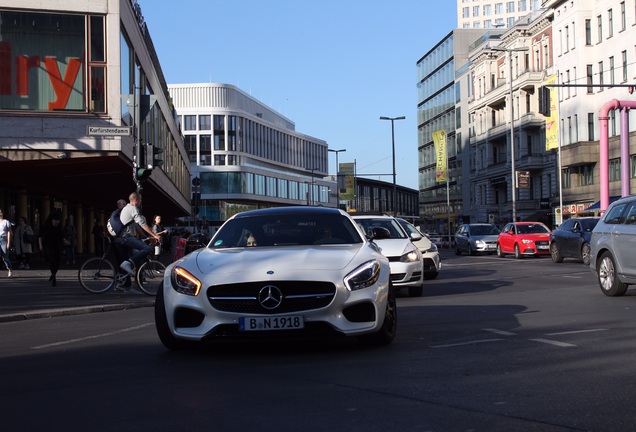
[0,208,13,277]
[38,211,63,286]
[14,216,34,270]
[63,218,76,264]
[116,192,160,276]
[92,218,104,256]
[151,215,168,257]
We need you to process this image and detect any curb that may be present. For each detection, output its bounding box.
[0,301,154,323]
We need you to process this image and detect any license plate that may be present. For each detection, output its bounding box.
[239,316,304,331]
[537,245,549,250]
[486,244,496,250]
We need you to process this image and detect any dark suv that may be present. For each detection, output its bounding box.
[590,195,636,296]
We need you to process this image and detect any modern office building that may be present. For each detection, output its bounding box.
[544,0,636,216]
[458,0,543,29]
[0,0,191,254]
[167,83,335,225]
[416,28,489,235]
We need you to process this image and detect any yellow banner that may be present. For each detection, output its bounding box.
[339,162,355,200]
[545,74,559,151]
[432,130,447,182]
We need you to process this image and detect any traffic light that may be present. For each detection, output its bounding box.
[145,143,164,169]
[538,86,551,117]
[135,167,152,181]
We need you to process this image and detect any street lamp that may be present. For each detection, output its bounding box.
[328,148,346,209]
[379,116,405,217]
[492,46,528,223]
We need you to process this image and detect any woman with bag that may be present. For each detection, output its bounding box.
[14,216,34,269]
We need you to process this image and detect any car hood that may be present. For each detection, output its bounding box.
[516,233,550,240]
[192,244,365,277]
[469,234,500,242]
[372,238,413,257]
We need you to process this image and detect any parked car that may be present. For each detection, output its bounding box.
[549,217,599,265]
[589,195,636,296]
[454,223,501,255]
[353,215,424,297]
[496,221,551,258]
[155,207,396,350]
[396,218,441,280]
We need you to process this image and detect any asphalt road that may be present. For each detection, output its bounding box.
[2,251,636,431]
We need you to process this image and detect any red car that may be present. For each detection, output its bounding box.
[496,222,551,258]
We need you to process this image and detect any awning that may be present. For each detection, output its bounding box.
[583,196,621,211]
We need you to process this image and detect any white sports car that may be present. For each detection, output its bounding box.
[155,206,396,350]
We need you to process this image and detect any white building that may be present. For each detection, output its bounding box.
[457,0,543,29]
[168,83,335,224]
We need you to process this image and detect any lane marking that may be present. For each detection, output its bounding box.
[546,329,608,336]
[529,338,576,347]
[483,328,517,336]
[430,338,503,348]
[31,323,153,350]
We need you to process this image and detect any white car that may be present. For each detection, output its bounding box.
[155,207,396,350]
[396,218,441,280]
[353,215,424,297]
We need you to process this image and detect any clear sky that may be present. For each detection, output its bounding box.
[141,0,458,190]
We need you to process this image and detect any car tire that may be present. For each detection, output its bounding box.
[155,282,198,350]
[359,283,397,346]
[408,284,423,297]
[550,242,563,263]
[468,244,475,256]
[597,251,628,297]
[581,243,591,266]
[496,243,505,258]
[514,244,523,259]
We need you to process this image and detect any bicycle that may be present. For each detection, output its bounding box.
[78,236,166,296]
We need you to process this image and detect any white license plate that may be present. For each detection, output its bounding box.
[239,316,304,331]
[486,244,496,249]
[537,245,549,250]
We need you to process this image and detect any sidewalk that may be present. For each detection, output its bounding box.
[0,253,156,323]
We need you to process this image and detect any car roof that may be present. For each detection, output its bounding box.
[231,206,347,219]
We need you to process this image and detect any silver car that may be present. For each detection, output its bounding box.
[590,195,636,296]
[155,207,396,349]
[455,223,501,255]
[396,218,441,280]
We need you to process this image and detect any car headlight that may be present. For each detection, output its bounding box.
[171,267,202,296]
[521,239,533,244]
[400,245,421,263]
[475,240,485,247]
[344,260,381,291]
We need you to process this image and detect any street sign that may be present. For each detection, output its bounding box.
[87,126,132,136]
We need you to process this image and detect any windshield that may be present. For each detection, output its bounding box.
[471,225,500,235]
[210,213,363,247]
[517,224,550,234]
[355,218,408,239]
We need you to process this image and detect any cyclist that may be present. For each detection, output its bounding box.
[116,192,161,275]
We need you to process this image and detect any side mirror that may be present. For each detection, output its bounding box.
[410,232,422,242]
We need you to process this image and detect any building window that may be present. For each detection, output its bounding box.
[575,164,594,186]
[183,115,196,131]
[610,158,621,181]
[495,3,503,14]
[609,56,615,85]
[506,1,515,13]
[213,115,225,150]
[622,50,628,82]
[214,154,226,166]
[588,113,595,141]
[631,155,636,178]
[562,168,571,189]
[621,2,626,31]
[608,9,614,38]
[483,4,491,15]
[585,19,592,45]
[586,65,594,93]
[597,15,603,43]
[199,115,211,130]
[473,6,480,17]
[599,61,604,91]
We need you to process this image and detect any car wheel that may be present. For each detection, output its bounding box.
[155,282,198,350]
[496,243,505,258]
[597,251,628,296]
[514,244,523,259]
[550,242,563,263]
[424,271,439,280]
[581,243,591,266]
[408,284,423,297]
[468,244,475,256]
[360,283,397,346]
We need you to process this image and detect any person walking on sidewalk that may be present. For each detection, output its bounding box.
[116,192,160,276]
[38,211,63,286]
[0,208,13,277]
[14,216,34,270]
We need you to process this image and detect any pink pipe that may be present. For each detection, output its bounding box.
[599,99,636,212]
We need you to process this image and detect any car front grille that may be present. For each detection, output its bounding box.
[535,240,549,246]
[207,281,336,314]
